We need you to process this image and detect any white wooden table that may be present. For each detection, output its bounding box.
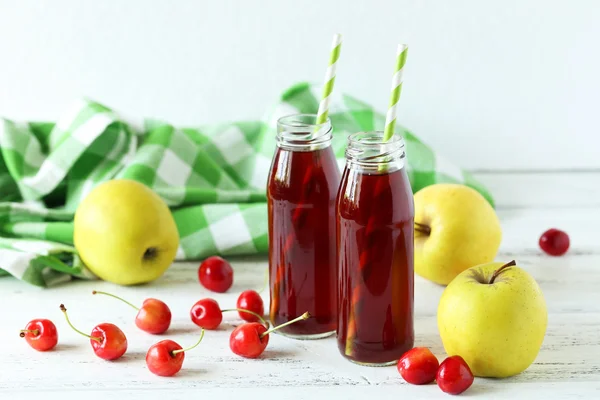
[1,172,599,399]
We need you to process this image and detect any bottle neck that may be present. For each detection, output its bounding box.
[276,114,333,152]
[345,131,406,173]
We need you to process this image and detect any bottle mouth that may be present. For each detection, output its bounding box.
[345,131,405,167]
[276,114,332,150]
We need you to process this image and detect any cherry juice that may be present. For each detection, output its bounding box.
[268,142,340,338]
[337,165,414,364]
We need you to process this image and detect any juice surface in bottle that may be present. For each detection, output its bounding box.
[337,131,414,365]
[267,114,340,339]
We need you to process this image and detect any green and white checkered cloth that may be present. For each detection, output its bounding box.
[0,82,493,287]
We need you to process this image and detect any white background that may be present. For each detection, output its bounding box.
[0,0,598,171]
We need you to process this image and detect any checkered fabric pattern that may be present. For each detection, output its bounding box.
[0,82,493,287]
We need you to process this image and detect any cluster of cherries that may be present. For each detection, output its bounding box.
[20,228,570,385]
[20,256,309,377]
[397,347,474,395]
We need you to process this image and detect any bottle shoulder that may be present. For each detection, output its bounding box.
[337,167,414,222]
[267,147,341,201]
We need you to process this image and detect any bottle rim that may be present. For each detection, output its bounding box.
[345,131,406,167]
[276,114,332,151]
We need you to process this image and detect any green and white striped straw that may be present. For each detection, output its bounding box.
[316,33,343,125]
[383,44,408,141]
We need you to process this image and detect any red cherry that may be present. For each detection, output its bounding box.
[397,347,439,385]
[146,329,205,377]
[146,340,183,377]
[198,256,233,293]
[230,312,309,359]
[136,299,171,334]
[20,319,58,351]
[230,323,269,359]
[90,323,129,361]
[93,291,171,334]
[60,304,127,361]
[539,228,570,256]
[190,298,223,330]
[436,355,474,395]
[190,298,267,330]
[236,290,264,322]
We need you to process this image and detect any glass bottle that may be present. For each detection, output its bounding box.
[267,114,340,339]
[336,131,414,365]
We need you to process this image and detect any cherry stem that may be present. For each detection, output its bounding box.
[92,290,140,311]
[171,329,205,356]
[489,260,517,284]
[260,312,311,338]
[59,304,102,343]
[221,308,268,326]
[19,329,39,337]
[414,222,431,235]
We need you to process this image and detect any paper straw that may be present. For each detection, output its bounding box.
[383,44,408,142]
[316,34,343,125]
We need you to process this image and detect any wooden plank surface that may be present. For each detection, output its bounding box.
[1,172,599,399]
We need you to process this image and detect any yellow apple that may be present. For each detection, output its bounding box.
[74,179,179,285]
[414,184,502,285]
[438,260,548,377]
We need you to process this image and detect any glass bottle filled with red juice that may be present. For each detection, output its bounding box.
[336,131,414,365]
[267,114,340,339]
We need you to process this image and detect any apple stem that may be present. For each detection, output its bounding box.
[221,308,268,326]
[92,290,140,311]
[260,312,311,338]
[19,329,39,337]
[414,222,431,235]
[171,329,204,356]
[489,260,517,284]
[59,304,102,343]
